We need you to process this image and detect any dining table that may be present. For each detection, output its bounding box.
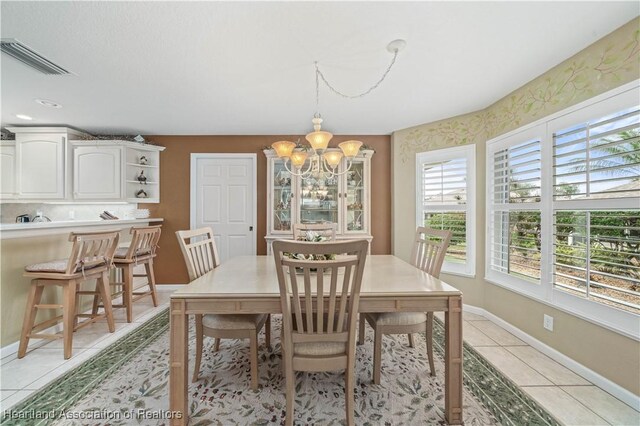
[169,255,463,425]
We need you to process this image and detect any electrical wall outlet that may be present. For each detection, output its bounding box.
[543,314,554,331]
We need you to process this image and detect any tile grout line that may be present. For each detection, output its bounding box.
[494,328,621,425]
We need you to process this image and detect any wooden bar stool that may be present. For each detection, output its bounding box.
[19,230,120,359]
[105,225,162,322]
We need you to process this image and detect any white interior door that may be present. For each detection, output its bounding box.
[191,154,256,262]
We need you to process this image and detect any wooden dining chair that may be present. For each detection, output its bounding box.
[359,227,452,384]
[19,230,120,359]
[102,225,162,322]
[273,239,369,426]
[176,227,270,389]
[292,222,337,241]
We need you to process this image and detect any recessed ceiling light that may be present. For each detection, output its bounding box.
[35,99,62,108]
[16,114,33,120]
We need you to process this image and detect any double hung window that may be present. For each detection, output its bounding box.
[416,145,475,276]
[487,84,639,336]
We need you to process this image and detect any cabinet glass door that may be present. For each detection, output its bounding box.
[345,160,366,233]
[299,167,339,225]
[272,160,293,232]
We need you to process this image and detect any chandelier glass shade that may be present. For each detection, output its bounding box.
[271,123,363,177]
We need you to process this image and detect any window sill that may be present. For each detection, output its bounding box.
[442,270,475,279]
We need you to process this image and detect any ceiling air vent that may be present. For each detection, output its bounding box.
[1,38,71,75]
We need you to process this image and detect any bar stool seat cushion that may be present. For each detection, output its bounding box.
[25,259,68,273]
[202,313,267,330]
[25,258,106,274]
[114,247,152,259]
[366,312,427,326]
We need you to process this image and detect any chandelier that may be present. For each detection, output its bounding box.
[272,39,406,177]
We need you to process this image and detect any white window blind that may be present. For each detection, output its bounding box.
[417,145,475,276]
[487,83,640,337]
[552,105,640,315]
[554,107,640,200]
[488,136,542,284]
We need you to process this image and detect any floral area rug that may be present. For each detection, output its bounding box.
[3,309,558,426]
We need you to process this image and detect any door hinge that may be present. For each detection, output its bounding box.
[249,226,254,231]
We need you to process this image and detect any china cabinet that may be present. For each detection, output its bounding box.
[264,149,374,253]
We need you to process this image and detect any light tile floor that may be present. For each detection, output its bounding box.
[1,293,638,426]
[436,311,640,426]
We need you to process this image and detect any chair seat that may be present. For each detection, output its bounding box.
[25,258,106,274]
[293,341,347,356]
[114,247,152,259]
[202,313,267,330]
[367,312,427,326]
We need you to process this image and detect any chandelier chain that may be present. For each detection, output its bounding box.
[314,49,399,101]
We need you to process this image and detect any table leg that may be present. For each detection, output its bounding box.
[170,299,189,425]
[444,296,463,425]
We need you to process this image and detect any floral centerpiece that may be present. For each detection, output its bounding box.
[284,230,336,261]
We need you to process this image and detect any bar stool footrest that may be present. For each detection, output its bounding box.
[34,304,63,309]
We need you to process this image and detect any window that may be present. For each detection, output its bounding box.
[487,83,640,337]
[551,104,640,316]
[416,145,475,276]
[489,135,543,288]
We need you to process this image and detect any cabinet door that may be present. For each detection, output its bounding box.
[0,144,16,199]
[297,164,340,227]
[16,135,65,199]
[343,158,368,234]
[73,146,122,200]
[270,159,294,233]
[73,146,122,199]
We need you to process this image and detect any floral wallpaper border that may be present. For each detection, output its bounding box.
[398,18,639,163]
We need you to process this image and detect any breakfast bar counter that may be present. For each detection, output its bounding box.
[0,218,163,349]
[0,218,164,239]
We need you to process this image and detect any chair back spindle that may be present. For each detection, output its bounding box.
[176,227,220,280]
[273,240,368,347]
[292,223,337,241]
[66,231,120,275]
[409,227,452,279]
[125,225,162,262]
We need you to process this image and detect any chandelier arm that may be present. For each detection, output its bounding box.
[281,158,314,177]
[315,50,399,100]
[324,158,355,177]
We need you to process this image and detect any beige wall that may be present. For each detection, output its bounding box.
[392,18,640,395]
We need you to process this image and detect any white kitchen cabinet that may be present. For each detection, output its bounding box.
[16,133,66,199]
[2,128,165,204]
[0,142,16,199]
[264,149,374,253]
[7,127,89,200]
[72,144,122,199]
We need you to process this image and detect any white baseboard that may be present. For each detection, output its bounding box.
[1,284,185,360]
[463,304,640,412]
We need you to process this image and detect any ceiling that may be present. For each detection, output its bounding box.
[1,2,637,136]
